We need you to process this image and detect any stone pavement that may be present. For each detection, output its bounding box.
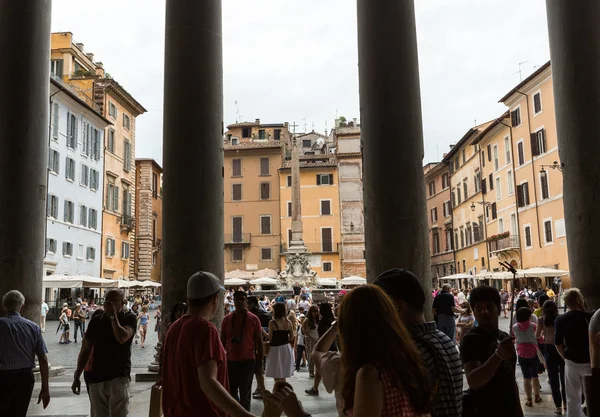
[27,318,563,416]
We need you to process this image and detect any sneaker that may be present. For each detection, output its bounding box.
[305,388,319,396]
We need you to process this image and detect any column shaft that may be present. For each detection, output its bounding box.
[0,1,51,321]
[357,1,431,299]
[162,0,224,326]
[546,0,600,309]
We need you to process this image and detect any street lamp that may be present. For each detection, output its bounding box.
[540,161,564,179]
[471,201,492,212]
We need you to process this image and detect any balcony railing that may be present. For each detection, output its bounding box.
[280,242,340,254]
[224,233,251,246]
[489,235,519,253]
[120,215,135,232]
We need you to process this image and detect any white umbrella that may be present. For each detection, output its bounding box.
[317,278,337,287]
[43,275,119,289]
[249,277,279,285]
[224,278,248,287]
[439,273,472,280]
[340,276,366,286]
[143,281,162,288]
[521,267,569,278]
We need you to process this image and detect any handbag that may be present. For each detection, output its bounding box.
[149,384,163,417]
[535,346,547,368]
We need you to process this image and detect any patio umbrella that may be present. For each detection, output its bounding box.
[249,277,279,285]
[224,278,248,287]
[438,273,473,280]
[521,267,569,278]
[316,278,337,287]
[340,276,366,286]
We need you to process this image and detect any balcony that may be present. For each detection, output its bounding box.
[280,242,340,254]
[120,215,135,232]
[224,233,251,246]
[489,235,519,253]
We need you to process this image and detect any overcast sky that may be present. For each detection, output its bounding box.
[51,0,551,166]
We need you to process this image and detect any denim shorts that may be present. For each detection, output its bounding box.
[518,356,539,379]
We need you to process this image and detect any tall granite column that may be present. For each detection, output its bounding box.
[162,0,224,327]
[0,1,51,321]
[546,0,600,309]
[357,1,431,306]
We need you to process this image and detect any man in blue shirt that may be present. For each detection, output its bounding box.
[0,290,50,416]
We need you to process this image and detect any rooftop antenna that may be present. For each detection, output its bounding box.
[312,122,314,131]
[513,61,529,82]
[235,100,242,123]
[290,121,299,134]
[302,118,307,133]
[325,120,328,136]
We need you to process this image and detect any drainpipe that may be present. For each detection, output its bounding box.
[476,141,491,274]
[46,85,63,262]
[516,90,543,249]
[446,161,456,276]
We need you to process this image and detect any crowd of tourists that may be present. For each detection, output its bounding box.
[1,272,599,417]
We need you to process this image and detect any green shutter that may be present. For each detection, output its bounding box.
[114,186,119,213]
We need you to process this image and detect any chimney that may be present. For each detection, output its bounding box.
[255,118,260,124]
[86,53,94,62]
[284,122,289,128]
[334,118,340,128]
[95,61,103,69]
[353,118,358,125]
[76,42,84,52]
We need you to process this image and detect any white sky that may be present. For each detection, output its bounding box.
[51,0,551,166]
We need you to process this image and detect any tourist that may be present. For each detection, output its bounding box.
[160,271,256,417]
[265,302,295,384]
[72,303,86,343]
[513,307,542,407]
[286,296,296,313]
[302,305,320,383]
[534,294,549,318]
[295,308,307,372]
[221,291,264,411]
[554,288,593,417]
[500,289,509,318]
[259,295,270,312]
[320,285,432,416]
[513,298,538,326]
[288,309,299,353]
[305,302,336,396]
[297,295,310,312]
[432,283,463,343]
[226,295,235,314]
[0,290,50,415]
[59,306,70,344]
[547,286,556,301]
[71,289,138,417]
[40,298,49,332]
[138,305,150,348]
[457,288,466,305]
[154,305,162,334]
[273,291,286,304]
[134,293,142,308]
[460,285,523,417]
[293,282,302,303]
[457,302,475,344]
[247,296,270,400]
[374,268,463,417]
[536,300,566,414]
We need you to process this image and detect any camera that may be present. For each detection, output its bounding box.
[232,336,242,344]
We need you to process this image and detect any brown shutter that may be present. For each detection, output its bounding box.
[523,182,530,205]
[489,174,494,190]
[516,184,524,207]
[329,174,334,185]
[530,133,540,157]
[511,110,519,127]
[322,228,333,252]
[541,175,549,199]
[316,175,321,185]
[482,178,487,194]
[232,217,242,241]
[491,202,497,219]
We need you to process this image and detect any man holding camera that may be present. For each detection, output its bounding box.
[221,291,264,411]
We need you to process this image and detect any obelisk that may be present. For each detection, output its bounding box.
[289,136,307,252]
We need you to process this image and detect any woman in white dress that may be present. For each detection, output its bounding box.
[265,302,295,382]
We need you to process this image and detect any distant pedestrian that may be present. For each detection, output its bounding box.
[265,303,295,383]
[297,295,310,311]
[500,290,509,318]
[285,297,296,312]
[138,305,150,348]
[293,282,301,303]
[0,290,50,416]
[40,299,49,332]
[73,303,86,343]
[513,307,542,407]
[433,283,463,343]
[273,291,285,304]
[59,307,70,344]
[154,306,162,334]
[302,305,320,386]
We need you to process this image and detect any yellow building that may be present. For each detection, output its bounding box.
[51,32,147,280]
[279,152,341,279]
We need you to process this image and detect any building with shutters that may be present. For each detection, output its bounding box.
[134,159,163,282]
[44,78,111,278]
[223,120,289,274]
[50,32,147,280]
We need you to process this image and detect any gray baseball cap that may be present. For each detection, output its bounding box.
[187,271,225,299]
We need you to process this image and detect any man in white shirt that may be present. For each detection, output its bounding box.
[40,299,49,332]
[457,290,466,305]
[298,295,310,311]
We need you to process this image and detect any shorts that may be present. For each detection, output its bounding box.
[518,356,539,379]
[62,323,70,332]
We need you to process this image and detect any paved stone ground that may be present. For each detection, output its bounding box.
[27,317,563,416]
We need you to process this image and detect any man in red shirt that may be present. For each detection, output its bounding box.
[161,272,255,417]
[221,291,264,411]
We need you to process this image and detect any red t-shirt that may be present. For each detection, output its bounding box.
[221,310,261,362]
[162,315,229,417]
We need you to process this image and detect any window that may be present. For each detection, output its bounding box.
[428,181,436,197]
[493,145,499,171]
[52,102,59,140]
[82,121,90,157]
[531,129,547,156]
[461,149,466,165]
[487,145,492,162]
[89,208,98,230]
[107,129,115,153]
[231,137,239,145]
[153,219,157,243]
[232,184,242,201]
[260,248,272,261]
[106,181,119,212]
[122,188,132,216]
[463,181,468,200]
[321,200,331,216]
[504,136,511,164]
[507,171,514,195]
[287,176,292,187]
[232,248,243,261]
[441,173,449,189]
[123,114,131,130]
[47,194,59,218]
[152,252,157,265]
[511,107,521,127]
[466,224,472,246]
[491,202,497,220]
[517,141,525,166]
[473,222,480,242]
[64,200,74,223]
[67,112,78,149]
[498,218,504,233]
[462,260,466,273]
[232,159,242,177]
[533,92,542,114]
[460,229,465,248]
[232,217,243,242]
[287,202,292,217]
[123,140,131,171]
[48,149,60,173]
[260,216,271,235]
[274,129,281,140]
[316,174,334,185]
[524,225,532,248]
[46,238,57,253]
[443,201,451,218]
[432,231,440,254]
[303,139,311,148]
[474,172,481,193]
[50,59,63,76]
[489,173,494,191]
[105,238,116,257]
[457,186,462,204]
[121,241,130,259]
[62,241,73,257]
[481,177,487,194]
[258,129,265,139]
[321,228,333,252]
[108,102,117,119]
[540,173,549,200]
[90,169,99,191]
[79,205,88,226]
[80,164,89,186]
[454,158,459,171]
[152,173,159,198]
[481,151,486,167]
[517,182,530,207]
[454,230,459,249]
[544,220,553,243]
[86,247,96,261]
[495,177,501,200]
[260,157,270,175]
[446,228,454,251]
[242,127,251,138]
[65,157,75,181]
[260,182,270,200]
[431,207,438,223]
[451,190,456,208]
[322,262,332,272]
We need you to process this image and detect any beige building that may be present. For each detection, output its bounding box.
[134,159,163,282]
[51,32,146,280]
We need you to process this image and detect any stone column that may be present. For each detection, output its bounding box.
[546,0,600,309]
[162,0,224,327]
[0,1,51,321]
[357,1,431,301]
